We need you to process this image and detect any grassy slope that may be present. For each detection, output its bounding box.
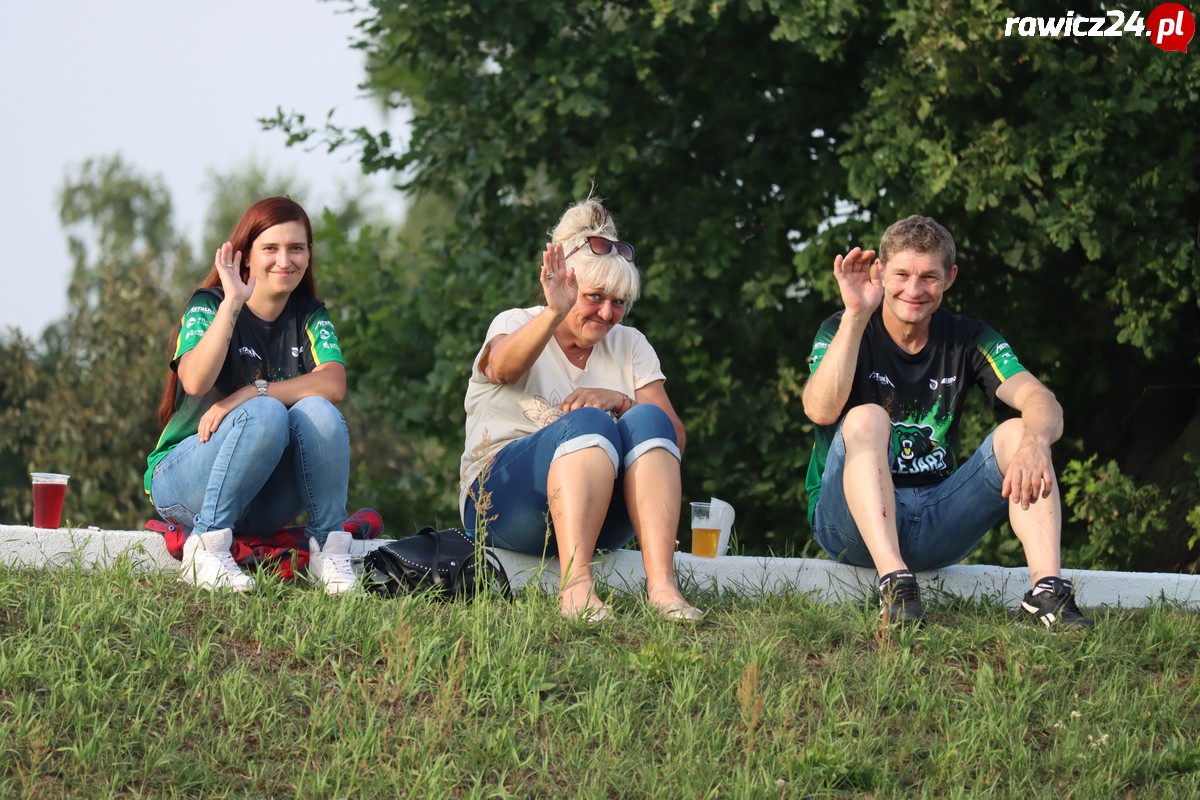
[1,562,1198,799]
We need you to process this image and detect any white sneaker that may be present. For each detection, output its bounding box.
[179,529,255,592]
[309,531,357,594]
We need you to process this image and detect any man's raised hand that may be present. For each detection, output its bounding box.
[833,247,882,316]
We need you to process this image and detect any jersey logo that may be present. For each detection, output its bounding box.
[928,376,958,391]
[869,371,896,389]
[892,422,948,475]
[238,346,263,360]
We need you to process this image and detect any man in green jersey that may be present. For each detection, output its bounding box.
[803,215,1091,628]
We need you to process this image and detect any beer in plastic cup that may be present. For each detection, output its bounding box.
[31,473,69,528]
[690,502,720,558]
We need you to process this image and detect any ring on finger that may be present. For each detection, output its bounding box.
[546,271,556,279]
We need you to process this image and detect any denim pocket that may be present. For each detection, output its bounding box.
[154,503,195,531]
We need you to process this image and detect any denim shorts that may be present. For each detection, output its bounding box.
[812,421,1009,571]
[462,404,680,555]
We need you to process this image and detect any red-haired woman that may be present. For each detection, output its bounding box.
[145,196,353,593]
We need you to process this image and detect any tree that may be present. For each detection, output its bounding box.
[0,332,48,520]
[0,156,189,528]
[271,0,1200,566]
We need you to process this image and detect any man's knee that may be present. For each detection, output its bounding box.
[842,404,891,449]
[990,418,1026,470]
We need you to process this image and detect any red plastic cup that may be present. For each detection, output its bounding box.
[31,472,70,528]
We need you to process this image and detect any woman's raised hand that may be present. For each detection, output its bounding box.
[214,242,255,306]
[541,242,577,318]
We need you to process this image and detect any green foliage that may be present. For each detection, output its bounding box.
[1188,503,1200,558]
[0,334,48,515]
[265,0,1200,557]
[0,156,188,528]
[1061,455,1168,571]
[313,206,455,532]
[1184,455,1200,564]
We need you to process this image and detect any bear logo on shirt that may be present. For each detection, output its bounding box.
[891,422,948,475]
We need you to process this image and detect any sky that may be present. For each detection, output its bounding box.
[0,1,403,338]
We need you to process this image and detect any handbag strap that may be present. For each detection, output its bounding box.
[418,526,472,588]
[413,526,512,596]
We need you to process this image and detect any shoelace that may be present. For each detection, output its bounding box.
[215,550,243,573]
[325,552,354,577]
[884,580,920,602]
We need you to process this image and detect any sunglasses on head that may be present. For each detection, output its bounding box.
[564,235,635,263]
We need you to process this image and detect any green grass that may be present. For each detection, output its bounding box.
[2,560,1199,799]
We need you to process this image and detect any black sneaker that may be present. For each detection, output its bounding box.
[878,570,924,624]
[1021,577,1094,629]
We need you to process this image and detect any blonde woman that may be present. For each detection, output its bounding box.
[460,198,701,622]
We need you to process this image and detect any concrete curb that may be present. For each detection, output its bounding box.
[3,525,1198,610]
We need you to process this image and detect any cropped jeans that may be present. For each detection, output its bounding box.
[462,404,681,553]
[150,396,350,548]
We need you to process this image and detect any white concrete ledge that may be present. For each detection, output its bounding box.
[3,525,1198,610]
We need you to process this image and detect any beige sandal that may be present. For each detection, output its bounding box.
[654,601,705,623]
[561,602,615,623]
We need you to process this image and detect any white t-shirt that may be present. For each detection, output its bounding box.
[459,305,667,517]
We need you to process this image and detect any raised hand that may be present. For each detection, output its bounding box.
[214,242,254,306]
[833,247,882,316]
[541,242,577,318]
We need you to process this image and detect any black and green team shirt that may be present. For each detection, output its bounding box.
[804,308,1026,527]
[144,288,345,496]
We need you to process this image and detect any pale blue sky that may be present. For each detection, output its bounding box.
[0,0,403,337]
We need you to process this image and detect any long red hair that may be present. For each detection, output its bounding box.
[156,197,318,425]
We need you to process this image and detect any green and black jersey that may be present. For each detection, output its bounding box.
[144,288,345,497]
[804,308,1026,527]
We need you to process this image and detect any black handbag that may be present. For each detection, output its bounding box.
[363,527,511,600]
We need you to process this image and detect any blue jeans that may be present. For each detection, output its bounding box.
[462,404,681,554]
[812,420,1009,571]
[150,396,350,547]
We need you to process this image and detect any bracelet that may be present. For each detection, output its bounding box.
[619,392,634,414]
